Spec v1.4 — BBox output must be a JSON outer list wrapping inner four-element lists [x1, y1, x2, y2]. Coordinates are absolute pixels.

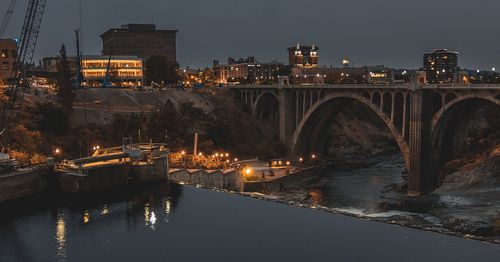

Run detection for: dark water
[[1, 183, 500, 262], [307, 153, 407, 213]]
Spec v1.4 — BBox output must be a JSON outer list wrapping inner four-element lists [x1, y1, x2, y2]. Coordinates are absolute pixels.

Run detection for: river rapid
[[264, 152, 500, 243]]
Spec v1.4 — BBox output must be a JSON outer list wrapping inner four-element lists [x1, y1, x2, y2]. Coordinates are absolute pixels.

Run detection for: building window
[[1, 49, 8, 58], [2, 61, 9, 70]]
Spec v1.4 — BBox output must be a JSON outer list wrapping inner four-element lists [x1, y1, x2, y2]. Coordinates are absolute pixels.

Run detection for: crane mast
[[0, 0, 47, 132], [0, 0, 18, 38]]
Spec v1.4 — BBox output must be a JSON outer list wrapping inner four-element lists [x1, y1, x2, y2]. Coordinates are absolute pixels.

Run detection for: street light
[[312, 154, 316, 159]]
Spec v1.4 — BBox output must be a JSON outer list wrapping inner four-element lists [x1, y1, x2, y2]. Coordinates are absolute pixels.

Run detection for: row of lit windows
[[83, 69, 143, 77]]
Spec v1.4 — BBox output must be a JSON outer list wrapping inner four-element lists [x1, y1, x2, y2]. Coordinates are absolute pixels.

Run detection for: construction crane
[[0, 0, 47, 133], [0, 0, 18, 38]]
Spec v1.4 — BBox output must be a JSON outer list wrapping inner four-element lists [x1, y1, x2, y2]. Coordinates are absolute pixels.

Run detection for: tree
[[35, 102, 70, 136], [56, 45, 75, 114], [146, 56, 181, 86]]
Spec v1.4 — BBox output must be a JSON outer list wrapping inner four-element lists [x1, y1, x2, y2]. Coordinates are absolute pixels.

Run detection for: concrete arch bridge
[[232, 84, 500, 195]]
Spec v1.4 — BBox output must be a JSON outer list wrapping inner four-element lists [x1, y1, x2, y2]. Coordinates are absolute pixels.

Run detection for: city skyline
[[1, 0, 499, 70]]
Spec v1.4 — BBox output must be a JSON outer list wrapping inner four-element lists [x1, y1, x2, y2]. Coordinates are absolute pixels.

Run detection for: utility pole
[[193, 132, 199, 156]]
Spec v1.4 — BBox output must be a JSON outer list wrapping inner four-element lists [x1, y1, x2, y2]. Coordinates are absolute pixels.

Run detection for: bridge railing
[[229, 84, 500, 90]]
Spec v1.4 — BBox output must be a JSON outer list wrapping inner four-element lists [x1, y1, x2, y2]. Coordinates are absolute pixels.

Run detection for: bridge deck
[[230, 84, 500, 90]]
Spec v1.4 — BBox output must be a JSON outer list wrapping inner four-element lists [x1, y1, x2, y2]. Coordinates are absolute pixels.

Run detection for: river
[[1, 182, 500, 261]]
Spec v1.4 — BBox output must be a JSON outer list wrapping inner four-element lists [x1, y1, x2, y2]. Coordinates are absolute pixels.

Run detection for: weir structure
[[232, 83, 500, 195]]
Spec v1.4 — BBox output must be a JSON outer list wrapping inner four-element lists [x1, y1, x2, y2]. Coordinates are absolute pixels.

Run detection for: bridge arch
[[252, 91, 280, 133], [291, 92, 410, 168], [431, 94, 500, 185], [252, 91, 279, 116]]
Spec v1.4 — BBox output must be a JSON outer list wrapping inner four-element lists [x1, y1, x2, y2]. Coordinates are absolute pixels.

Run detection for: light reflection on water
[[56, 215, 66, 260], [1, 179, 500, 261]]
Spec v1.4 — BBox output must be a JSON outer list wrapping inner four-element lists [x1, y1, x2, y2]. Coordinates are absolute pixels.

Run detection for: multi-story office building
[[101, 24, 177, 62], [213, 57, 284, 85], [42, 55, 144, 87], [81, 55, 144, 87], [0, 38, 17, 84], [423, 49, 458, 84], [287, 43, 319, 68]]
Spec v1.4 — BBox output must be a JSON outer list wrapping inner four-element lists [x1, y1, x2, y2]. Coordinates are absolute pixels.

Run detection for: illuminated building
[[0, 38, 17, 84], [423, 49, 458, 84], [101, 24, 177, 62], [212, 57, 284, 85], [287, 43, 319, 68], [81, 55, 144, 87], [295, 65, 394, 85]]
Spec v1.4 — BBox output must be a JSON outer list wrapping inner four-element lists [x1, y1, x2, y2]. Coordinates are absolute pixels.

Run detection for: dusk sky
[[1, 0, 499, 70]]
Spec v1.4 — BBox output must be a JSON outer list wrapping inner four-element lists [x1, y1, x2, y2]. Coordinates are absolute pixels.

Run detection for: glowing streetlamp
[[312, 154, 316, 159]]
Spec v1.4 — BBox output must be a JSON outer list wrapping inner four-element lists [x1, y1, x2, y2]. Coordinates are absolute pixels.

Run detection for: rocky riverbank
[[262, 147, 500, 241]]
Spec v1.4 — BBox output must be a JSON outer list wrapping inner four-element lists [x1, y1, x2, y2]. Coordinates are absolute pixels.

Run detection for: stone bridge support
[[408, 89, 433, 195]]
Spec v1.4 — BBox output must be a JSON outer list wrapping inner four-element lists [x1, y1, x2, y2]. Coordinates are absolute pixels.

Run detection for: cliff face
[[72, 89, 215, 126], [322, 100, 397, 161]]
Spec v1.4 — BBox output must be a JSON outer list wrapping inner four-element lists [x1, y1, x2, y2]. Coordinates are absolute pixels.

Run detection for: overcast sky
[[1, 0, 499, 69]]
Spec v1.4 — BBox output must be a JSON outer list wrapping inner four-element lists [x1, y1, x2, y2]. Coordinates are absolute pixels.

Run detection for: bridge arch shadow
[[431, 95, 500, 186], [253, 91, 280, 134], [291, 93, 410, 169]]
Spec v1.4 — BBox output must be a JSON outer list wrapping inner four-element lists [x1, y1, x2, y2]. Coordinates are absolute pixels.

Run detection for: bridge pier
[[279, 89, 294, 145], [407, 89, 434, 195]]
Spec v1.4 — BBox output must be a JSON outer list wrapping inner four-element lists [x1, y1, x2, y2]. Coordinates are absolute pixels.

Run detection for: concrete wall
[[131, 157, 169, 182], [60, 163, 129, 192], [0, 171, 47, 202], [169, 168, 242, 191], [243, 167, 320, 193]]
